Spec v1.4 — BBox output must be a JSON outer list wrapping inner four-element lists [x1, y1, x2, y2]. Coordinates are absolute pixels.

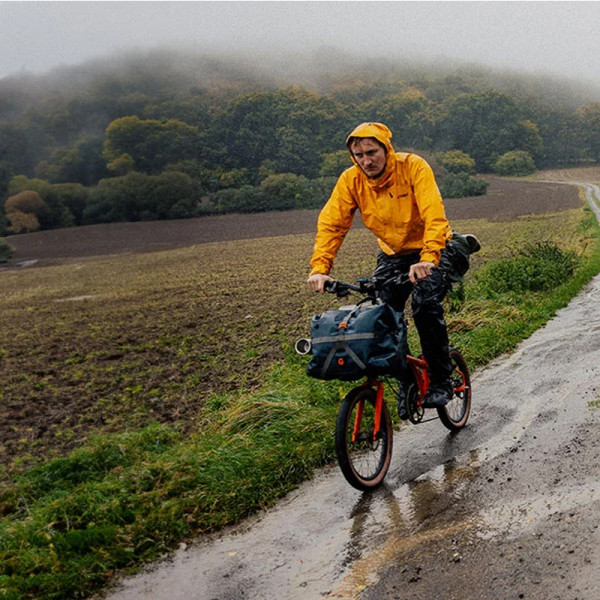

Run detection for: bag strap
[[338, 300, 378, 329], [320, 339, 368, 378]]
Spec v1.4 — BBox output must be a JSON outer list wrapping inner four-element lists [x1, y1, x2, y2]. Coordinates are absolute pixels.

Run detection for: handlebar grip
[[323, 280, 335, 292]]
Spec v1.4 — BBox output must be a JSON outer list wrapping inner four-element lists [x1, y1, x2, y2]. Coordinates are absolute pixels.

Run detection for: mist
[[2, 1, 600, 89]]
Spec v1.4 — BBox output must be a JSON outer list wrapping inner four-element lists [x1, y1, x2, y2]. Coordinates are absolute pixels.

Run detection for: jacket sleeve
[[410, 156, 450, 265], [309, 174, 358, 276]]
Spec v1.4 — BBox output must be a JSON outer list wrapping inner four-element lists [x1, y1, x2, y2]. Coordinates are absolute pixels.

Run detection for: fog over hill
[[2, 46, 599, 115], [2, 1, 600, 92]]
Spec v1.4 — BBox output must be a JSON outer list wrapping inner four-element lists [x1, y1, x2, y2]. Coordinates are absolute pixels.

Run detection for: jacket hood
[[346, 122, 397, 188], [346, 122, 395, 154]]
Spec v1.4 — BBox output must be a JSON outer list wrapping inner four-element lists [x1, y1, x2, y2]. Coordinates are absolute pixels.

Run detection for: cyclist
[[307, 122, 479, 413]]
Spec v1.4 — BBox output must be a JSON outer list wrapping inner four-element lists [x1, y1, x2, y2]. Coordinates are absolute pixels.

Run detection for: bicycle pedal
[[397, 402, 410, 421]]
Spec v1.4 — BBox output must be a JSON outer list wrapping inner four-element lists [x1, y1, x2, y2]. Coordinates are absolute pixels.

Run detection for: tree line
[[1, 50, 600, 236]]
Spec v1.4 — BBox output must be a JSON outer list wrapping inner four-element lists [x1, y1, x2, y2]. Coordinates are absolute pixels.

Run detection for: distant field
[[4, 177, 581, 267], [536, 166, 600, 183]]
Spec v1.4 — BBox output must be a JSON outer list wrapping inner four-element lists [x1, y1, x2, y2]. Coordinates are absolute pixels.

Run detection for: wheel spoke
[[437, 349, 471, 430]]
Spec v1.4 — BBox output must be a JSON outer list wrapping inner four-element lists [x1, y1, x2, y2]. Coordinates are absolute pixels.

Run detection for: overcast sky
[[2, 1, 600, 86]]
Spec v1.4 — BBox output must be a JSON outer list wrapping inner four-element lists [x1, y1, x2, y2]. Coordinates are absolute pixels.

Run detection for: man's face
[[349, 138, 387, 178]]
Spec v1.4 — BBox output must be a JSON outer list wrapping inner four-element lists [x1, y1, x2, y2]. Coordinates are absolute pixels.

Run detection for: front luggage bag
[[306, 302, 407, 381]]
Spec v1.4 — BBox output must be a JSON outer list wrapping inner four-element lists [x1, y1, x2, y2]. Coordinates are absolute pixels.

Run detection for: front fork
[[352, 379, 385, 443]]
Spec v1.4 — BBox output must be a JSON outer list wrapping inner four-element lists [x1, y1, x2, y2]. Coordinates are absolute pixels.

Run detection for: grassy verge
[[1, 204, 600, 599]]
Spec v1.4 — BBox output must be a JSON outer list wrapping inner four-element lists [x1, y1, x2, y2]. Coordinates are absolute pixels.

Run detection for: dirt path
[[97, 181, 600, 599]]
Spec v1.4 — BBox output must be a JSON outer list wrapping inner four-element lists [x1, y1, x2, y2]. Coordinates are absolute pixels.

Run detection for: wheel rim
[[445, 356, 470, 424], [446, 381, 468, 422]]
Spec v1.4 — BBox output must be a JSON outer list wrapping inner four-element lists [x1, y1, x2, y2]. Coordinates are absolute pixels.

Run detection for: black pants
[[373, 233, 471, 385]]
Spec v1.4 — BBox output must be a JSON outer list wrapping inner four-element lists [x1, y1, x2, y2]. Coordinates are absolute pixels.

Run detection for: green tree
[[535, 108, 586, 168], [493, 150, 536, 176], [308, 176, 338, 208], [274, 87, 346, 155], [47, 183, 90, 225], [103, 116, 204, 174], [142, 171, 199, 220], [0, 123, 34, 176], [218, 168, 251, 189], [440, 90, 543, 171], [0, 160, 13, 201], [210, 173, 315, 214], [211, 186, 265, 214], [214, 92, 279, 171], [319, 150, 353, 177], [84, 171, 200, 223], [273, 126, 319, 178], [259, 173, 312, 210], [165, 160, 219, 192], [35, 136, 108, 186], [7, 176, 88, 228], [359, 88, 436, 149], [107, 153, 135, 176], [438, 172, 489, 198], [0, 237, 13, 262], [437, 150, 476, 174], [576, 103, 600, 162]]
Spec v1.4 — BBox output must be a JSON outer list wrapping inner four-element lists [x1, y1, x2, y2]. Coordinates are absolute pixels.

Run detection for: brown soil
[[4, 177, 581, 268]]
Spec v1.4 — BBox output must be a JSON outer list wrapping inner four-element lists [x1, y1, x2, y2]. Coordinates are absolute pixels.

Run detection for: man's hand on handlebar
[[409, 261, 435, 285], [307, 273, 334, 293]]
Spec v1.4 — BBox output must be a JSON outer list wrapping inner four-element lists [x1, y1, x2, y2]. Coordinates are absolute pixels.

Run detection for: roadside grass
[[1, 202, 599, 599]]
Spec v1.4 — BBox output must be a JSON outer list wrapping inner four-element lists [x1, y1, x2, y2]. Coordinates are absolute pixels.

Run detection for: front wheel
[[437, 348, 471, 431], [335, 386, 393, 490]]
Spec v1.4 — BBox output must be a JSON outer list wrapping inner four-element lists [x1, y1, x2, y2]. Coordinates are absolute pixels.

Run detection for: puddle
[[330, 452, 481, 598]]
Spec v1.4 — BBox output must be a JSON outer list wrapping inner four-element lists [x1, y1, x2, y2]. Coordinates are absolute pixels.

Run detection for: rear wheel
[[437, 348, 471, 430], [335, 386, 393, 490]]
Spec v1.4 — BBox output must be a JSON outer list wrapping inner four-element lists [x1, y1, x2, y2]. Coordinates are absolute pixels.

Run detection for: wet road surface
[[99, 271, 600, 600], [99, 184, 600, 600]]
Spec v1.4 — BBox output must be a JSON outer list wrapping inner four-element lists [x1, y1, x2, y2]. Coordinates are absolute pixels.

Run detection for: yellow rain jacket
[[309, 122, 452, 276]]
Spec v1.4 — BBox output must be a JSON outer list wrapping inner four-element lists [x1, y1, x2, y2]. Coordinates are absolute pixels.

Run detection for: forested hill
[[1, 48, 600, 236]]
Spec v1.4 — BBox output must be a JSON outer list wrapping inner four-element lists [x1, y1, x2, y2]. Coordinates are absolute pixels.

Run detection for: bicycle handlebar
[[323, 279, 366, 296], [323, 272, 412, 299]]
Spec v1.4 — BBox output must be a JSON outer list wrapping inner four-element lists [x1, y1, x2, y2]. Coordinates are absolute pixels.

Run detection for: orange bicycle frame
[[407, 353, 466, 397], [350, 351, 465, 442], [406, 354, 430, 400]]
